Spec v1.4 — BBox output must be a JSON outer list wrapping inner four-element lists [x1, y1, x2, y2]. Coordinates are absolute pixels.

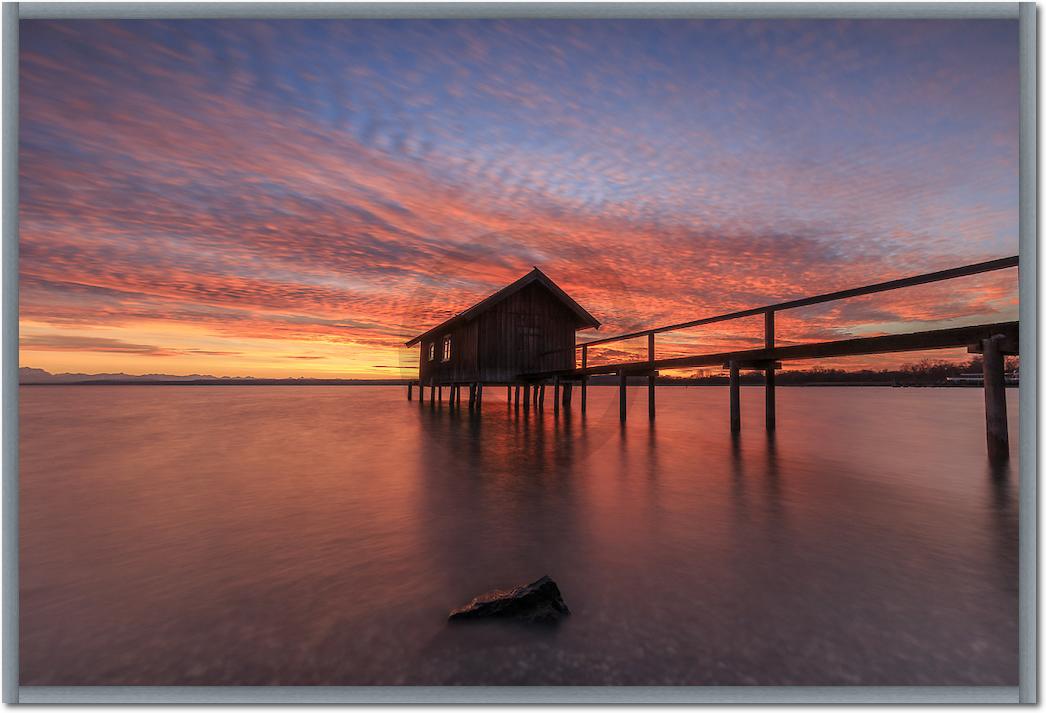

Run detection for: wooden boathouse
[[406, 256, 1019, 461], [405, 268, 599, 407]]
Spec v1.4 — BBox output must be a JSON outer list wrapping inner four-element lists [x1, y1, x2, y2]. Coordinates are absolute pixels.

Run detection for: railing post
[[982, 335, 1009, 461], [764, 311, 776, 431], [648, 333, 656, 420], [581, 345, 588, 414], [729, 361, 741, 432]]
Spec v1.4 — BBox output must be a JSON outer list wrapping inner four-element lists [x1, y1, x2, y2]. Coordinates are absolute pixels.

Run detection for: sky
[[19, 19, 1019, 378]]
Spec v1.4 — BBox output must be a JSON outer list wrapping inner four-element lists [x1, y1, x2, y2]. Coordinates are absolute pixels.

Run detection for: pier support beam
[[981, 335, 1009, 461], [765, 367, 776, 431], [729, 361, 741, 432], [539, 384, 545, 409], [581, 345, 589, 414], [563, 383, 572, 408], [407, 382, 413, 401], [419, 380, 424, 404], [648, 334, 656, 420], [764, 311, 776, 431], [514, 384, 520, 408], [523, 382, 531, 409], [554, 377, 560, 415], [476, 383, 483, 408], [619, 371, 627, 421], [438, 385, 443, 402]]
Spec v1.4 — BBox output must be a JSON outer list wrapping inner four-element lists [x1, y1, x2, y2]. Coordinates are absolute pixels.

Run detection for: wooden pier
[[407, 256, 1019, 460]]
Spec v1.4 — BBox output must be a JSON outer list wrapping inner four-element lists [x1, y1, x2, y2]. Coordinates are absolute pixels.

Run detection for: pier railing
[[564, 255, 1018, 374]]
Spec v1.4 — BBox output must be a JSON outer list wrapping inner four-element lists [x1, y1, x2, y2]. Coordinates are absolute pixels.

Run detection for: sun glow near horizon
[[19, 19, 1019, 378]]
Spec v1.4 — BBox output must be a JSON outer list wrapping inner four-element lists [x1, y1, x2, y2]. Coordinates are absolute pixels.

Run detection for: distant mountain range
[[19, 367, 410, 386]]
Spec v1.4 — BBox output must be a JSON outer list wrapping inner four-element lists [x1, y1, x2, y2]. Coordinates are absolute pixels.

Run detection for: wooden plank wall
[[475, 282, 577, 382]]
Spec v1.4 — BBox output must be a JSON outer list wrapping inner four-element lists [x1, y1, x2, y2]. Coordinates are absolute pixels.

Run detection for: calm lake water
[[20, 385, 1018, 685]]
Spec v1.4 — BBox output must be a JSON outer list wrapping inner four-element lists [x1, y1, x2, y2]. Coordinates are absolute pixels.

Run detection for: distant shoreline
[[19, 380, 1015, 388]]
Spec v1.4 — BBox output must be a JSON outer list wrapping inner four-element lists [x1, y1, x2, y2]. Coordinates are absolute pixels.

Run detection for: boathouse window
[[442, 336, 452, 362], [428, 343, 435, 361]]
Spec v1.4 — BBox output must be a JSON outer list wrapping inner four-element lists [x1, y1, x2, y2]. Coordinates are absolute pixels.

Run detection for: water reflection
[[19, 385, 1018, 685]]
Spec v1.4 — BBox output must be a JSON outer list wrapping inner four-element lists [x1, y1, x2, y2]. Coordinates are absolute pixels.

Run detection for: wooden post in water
[[554, 377, 560, 415], [581, 345, 588, 414], [729, 361, 741, 432], [523, 382, 531, 409], [764, 311, 776, 431], [419, 380, 424, 404], [430, 379, 436, 407], [438, 385, 443, 402], [507, 385, 511, 402], [981, 334, 1009, 461], [514, 384, 520, 408], [539, 384, 545, 409], [648, 333, 656, 420], [407, 382, 413, 401], [476, 383, 483, 408], [563, 383, 572, 408], [619, 371, 627, 421]]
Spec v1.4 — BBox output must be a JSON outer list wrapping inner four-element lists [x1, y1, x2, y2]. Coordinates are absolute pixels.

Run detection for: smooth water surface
[[20, 385, 1018, 685]]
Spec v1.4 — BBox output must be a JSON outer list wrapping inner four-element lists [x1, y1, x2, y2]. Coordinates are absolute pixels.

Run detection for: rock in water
[[448, 576, 570, 623]]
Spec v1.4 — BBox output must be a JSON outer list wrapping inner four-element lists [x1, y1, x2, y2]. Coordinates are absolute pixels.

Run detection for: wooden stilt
[[648, 334, 656, 420], [765, 367, 776, 430], [581, 345, 588, 414], [554, 377, 560, 415], [539, 384, 545, 409], [419, 380, 425, 404], [514, 384, 520, 408], [982, 335, 1009, 461], [523, 382, 531, 409], [438, 385, 443, 402], [563, 383, 572, 407], [468, 383, 476, 409], [476, 383, 483, 407], [430, 379, 436, 407], [507, 385, 512, 402], [619, 371, 627, 421], [407, 382, 413, 401], [729, 361, 740, 432], [764, 311, 776, 431]]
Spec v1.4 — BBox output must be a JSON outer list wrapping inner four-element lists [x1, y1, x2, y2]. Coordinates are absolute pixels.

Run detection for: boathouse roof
[[405, 267, 600, 347]]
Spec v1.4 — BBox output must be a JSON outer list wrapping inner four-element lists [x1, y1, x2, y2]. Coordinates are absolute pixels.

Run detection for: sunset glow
[[20, 19, 1018, 378]]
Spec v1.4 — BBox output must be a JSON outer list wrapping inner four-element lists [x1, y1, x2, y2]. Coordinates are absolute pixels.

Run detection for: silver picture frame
[[2, 2, 1037, 703]]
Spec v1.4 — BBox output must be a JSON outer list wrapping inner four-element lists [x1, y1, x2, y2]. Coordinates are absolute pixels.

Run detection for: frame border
[[4, 2, 1036, 705]]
